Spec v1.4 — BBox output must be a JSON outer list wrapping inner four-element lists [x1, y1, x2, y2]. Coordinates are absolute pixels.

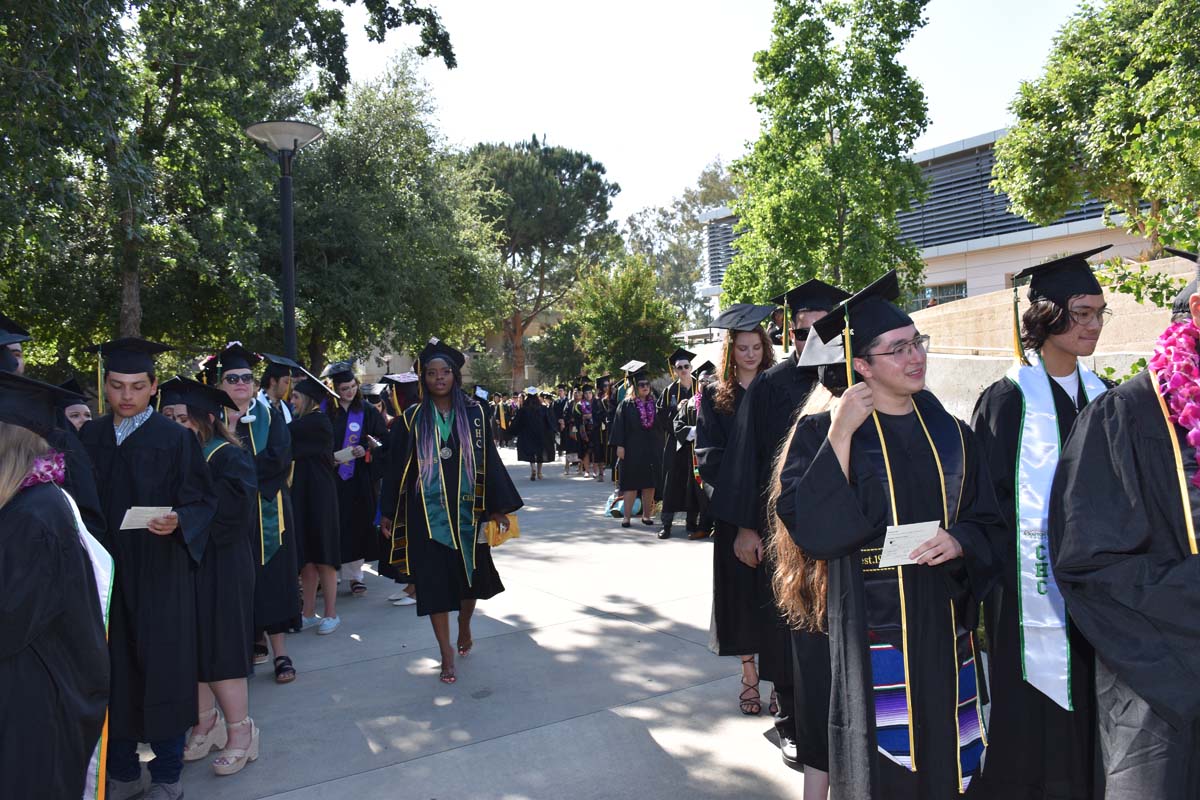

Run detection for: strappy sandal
[[184, 707, 227, 761], [768, 688, 779, 716], [739, 657, 761, 715], [350, 580, 368, 597], [252, 641, 269, 666], [212, 716, 259, 776], [273, 655, 296, 684], [440, 665, 457, 684]]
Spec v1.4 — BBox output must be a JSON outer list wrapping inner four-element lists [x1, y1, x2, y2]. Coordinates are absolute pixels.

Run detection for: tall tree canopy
[[724, 0, 930, 302], [991, 0, 1200, 252], [626, 158, 737, 327], [525, 318, 586, 386], [469, 136, 621, 387]]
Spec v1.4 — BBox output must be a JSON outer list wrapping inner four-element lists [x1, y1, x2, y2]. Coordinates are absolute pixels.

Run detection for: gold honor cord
[[96, 355, 104, 414], [1151, 369, 1200, 555]]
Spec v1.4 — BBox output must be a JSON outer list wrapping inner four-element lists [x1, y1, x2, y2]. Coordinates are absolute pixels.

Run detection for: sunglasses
[[223, 373, 255, 385], [675, 363, 692, 370], [636, 381, 651, 387]]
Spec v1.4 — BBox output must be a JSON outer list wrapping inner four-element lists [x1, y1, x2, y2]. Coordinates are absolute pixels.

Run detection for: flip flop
[[440, 666, 457, 684]]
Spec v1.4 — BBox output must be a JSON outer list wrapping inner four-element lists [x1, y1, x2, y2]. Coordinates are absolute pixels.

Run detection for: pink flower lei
[[20, 450, 66, 491], [1149, 319, 1200, 487]]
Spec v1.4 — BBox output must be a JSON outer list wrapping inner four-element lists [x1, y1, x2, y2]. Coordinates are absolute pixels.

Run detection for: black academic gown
[[0, 482, 109, 800], [330, 401, 388, 565], [1048, 370, 1200, 800], [610, 395, 665, 492], [658, 381, 694, 510], [379, 402, 523, 616], [235, 403, 299, 632], [590, 396, 612, 462], [775, 397, 1003, 799], [289, 410, 341, 568], [196, 441, 257, 682], [667, 393, 708, 526], [47, 422, 107, 541], [514, 402, 554, 464], [971, 376, 1101, 800], [80, 411, 216, 741]]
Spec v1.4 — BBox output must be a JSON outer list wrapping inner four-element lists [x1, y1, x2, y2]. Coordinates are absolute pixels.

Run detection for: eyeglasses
[[223, 373, 255, 385], [863, 334, 931, 360], [636, 381, 651, 387], [675, 363, 692, 370], [1068, 307, 1112, 327]]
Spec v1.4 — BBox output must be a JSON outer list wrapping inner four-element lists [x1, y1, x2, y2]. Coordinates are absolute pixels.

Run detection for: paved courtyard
[[179, 449, 805, 799]]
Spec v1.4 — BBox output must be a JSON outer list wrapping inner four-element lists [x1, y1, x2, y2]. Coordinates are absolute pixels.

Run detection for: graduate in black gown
[[322, 360, 388, 597], [79, 338, 217, 796], [211, 343, 300, 684], [774, 273, 1002, 799], [611, 365, 665, 528], [514, 389, 554, 479], [290, 374, 343, 630], [0, 372, 110, 800], [658, 347, 697, 539], [969, 248, 1113, 800], [671, 362, 713, 540], [59, 375, 95, 430], [710, 279, 848, 769], [170, 378, 261, 776], [379, 339, 523, 684], [697, 306, 780, 717], [1048, 252, 1200, 800], [590, 376, 614, 481]]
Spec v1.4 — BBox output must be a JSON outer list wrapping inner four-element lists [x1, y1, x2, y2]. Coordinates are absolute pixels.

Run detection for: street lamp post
[[244, 120, 324, 361]]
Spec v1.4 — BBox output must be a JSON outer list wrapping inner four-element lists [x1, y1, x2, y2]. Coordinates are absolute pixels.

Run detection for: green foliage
[[570, 255, 683, 379], [464, 348, 511, 393], [992, 0, 1200, 252], [1096, 257, 1186, 309], [526, 318, 586, 384], [626, 159, 737, 327], [726, 0, 930, 303]]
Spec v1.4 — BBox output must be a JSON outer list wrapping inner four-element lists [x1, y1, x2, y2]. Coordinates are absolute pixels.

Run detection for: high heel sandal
[[739, 657, 761, 716], [212, 716, 259, 776], [768, 688, 779, 716], [184, 707, 227, 761]]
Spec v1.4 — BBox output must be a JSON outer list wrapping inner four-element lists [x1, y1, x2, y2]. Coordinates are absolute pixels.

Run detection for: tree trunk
[[508, 309, 526, 391], [306, 329, 325, 374], [107, 135, 142, 338]]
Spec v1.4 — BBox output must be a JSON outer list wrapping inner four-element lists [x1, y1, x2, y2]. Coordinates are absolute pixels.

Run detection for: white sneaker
[[386, 591, 406, 601], [317, 616, 341, 635], [301, 615, 321, 631], [391, 595, 416, 606]]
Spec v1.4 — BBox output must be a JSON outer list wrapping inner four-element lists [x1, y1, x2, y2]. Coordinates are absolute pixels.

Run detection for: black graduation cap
[[668, 347, 696, 366], [0, 347, 17, 373], [215, 342, 262, 374], [58, 377, 89, 410], [158, 375, 187, 407], [0, 370, 83, 436], [630, 366, 651, 383], [293, 376, 336, 402], [556, 383, 569, 390], [87, 337, 173, 375], [172, 376, 239, 418], [595, 374, 612, 387], [416, 338, 466, 370], [813, 271, 914, 356], [361, 383, 386, 399], [382, 372, 420, 410], [694, 360, 717, 380], [1014, 245, 1109, 305], [261, 352, 304, 380], [709, 303, 777, 332], [770, 280, 851, 316], [1166, 248, 1200, 316], [0, 311, 31, 348], [320, 359, 356, 384]]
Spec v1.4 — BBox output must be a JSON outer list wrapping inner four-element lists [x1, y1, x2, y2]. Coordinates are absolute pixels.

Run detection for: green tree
[[463, 348, 510, 393], [284, 56, 503, 369], [525, 318, 586, 385], [469, 136, 621, 387], [626, 159, 737, 327], [991, 0, 1200, 252], [725, 0, 930, 302], [1, 0, 455, 371], [571, 255, 682, 379]]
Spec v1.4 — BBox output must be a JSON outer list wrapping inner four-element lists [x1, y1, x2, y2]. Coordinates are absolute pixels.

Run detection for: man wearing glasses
[[658, 348, 697, 539], [969, 247, 1114, 799]]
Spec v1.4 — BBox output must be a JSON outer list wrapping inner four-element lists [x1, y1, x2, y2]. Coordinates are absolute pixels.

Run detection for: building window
[[906, 281, 967, 312]]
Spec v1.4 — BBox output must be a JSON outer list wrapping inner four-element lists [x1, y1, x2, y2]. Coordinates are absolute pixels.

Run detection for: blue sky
[[340, 0, 1085, 221]]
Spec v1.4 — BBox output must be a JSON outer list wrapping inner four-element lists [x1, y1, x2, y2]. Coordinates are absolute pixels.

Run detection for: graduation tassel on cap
[[783, 312, 790, 355], [96, 353, 104, 414], [843, 319, 854, 388], [1012, 285, 1031, 367]]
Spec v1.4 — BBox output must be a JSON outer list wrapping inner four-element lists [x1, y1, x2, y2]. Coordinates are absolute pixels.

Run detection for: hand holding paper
[[878, 520, 940, 568], [120, 506, 174, 532]]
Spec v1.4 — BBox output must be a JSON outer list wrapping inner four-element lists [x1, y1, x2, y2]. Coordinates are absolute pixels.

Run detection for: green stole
[[242, 397, 285, 564]]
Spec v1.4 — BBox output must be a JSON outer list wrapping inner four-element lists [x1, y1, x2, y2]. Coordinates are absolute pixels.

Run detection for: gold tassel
[[843, 319, 854, 387], [1012, 286, 1030, 366], [96, 354, 104, 414]]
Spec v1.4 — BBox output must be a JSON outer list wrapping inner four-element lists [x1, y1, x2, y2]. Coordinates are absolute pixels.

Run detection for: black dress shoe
[[658, 526, 672, 540], [621, 521, 632, 528]]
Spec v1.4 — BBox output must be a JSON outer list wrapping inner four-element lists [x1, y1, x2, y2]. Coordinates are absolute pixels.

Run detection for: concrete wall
[[912, 254, 1194, 419]]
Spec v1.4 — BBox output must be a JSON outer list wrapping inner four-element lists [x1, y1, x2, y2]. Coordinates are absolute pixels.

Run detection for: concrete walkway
[[179, 449, 804, 799]]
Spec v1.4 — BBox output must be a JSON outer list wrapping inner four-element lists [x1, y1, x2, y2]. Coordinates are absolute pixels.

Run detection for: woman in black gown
[[696, 308, 776, 715], [379, 340, 523, 684], [290, 376, 343, 632], [610, 367, 664, 528], [513, 389, 554, 480], [172, 377, 261, 776]]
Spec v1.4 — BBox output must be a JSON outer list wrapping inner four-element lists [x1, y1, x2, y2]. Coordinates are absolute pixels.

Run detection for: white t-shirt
[[1050, 370, 1080, 405]]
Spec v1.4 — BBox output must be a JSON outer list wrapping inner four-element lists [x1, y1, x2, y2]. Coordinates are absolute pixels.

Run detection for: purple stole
[[338, 405, 365, 481]]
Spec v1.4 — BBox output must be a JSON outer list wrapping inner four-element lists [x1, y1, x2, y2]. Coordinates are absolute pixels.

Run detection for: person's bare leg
[[269, 632, 287, 659], [192, 683, 217, 739], [300, 563, 318, 617], [209, 678, 251, 766], [803, 768, 830, 799], [641, 489, 656, 520], [622, 490, 636, 523], [318, 565, 338, 618], [457, 599, 477, 655], [430, 611, 455, 681]]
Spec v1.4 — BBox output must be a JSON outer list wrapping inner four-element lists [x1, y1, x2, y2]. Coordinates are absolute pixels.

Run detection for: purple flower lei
[[1149, 319, 1200, 487], [635, 397, 656, 429], [20, 450, 66, 491]]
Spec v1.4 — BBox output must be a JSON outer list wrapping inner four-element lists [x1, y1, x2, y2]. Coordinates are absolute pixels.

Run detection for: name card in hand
[[878, 520, 941, 568], [120, 506, 174, 530]]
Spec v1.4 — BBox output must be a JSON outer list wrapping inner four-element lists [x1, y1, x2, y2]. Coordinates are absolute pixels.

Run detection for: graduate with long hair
[[379, 339, 523, 684]]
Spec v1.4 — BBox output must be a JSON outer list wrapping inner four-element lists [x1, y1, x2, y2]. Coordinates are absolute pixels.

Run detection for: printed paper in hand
[[333, 446, 357, 464], [878, 520, 941, 568], [120, 506, 174, 530]]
